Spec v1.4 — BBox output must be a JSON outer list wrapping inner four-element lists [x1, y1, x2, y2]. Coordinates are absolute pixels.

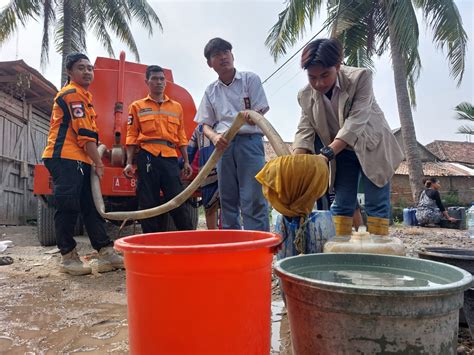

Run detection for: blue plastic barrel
[[403, 208, 412, 226], [409, 208, 418, 226]]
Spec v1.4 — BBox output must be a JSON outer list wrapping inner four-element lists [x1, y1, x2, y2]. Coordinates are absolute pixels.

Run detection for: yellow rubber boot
[[367, 216, 389, 236], [332, 215, 353, 236]]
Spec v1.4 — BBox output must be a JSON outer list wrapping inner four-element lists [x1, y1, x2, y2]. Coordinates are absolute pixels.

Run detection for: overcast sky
[[0, 0, 472, 144]]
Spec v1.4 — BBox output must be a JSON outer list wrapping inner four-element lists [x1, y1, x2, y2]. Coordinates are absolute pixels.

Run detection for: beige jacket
[[293, 66, 404, 188]]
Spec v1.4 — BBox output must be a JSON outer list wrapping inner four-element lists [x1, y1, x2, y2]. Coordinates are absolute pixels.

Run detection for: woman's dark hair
[[65, 52, 90, 70], [204, 38, 232, 60], [301, 38, 343, 70], [423, 177, 439, 188], [145, 65, 164, 80]]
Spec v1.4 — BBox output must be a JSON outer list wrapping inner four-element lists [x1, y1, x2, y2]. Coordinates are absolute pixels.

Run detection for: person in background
[[123, 65, 194, 233], [416, 177, 457, 226], [186, 124, 220, 229], [42, 52, 123, 276], [195, 37, 270, 231], [292, 38, 404, 237]]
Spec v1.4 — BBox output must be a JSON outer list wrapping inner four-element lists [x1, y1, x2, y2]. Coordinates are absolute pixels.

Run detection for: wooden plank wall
[[0, 90, 50, 224]]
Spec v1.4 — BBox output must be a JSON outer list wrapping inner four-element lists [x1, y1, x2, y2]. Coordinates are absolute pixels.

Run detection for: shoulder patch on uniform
[[59, 88, 77, 98], [139, 108, 152, 113], [127, 114, 133, 125], [70, 101, 85, 118]]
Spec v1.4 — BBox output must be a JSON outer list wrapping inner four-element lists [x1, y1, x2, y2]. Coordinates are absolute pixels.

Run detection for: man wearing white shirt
[[195, 38, 269, 231]]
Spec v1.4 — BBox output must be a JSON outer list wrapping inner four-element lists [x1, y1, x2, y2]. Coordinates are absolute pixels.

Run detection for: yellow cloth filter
[[255, 154, 329, 217]]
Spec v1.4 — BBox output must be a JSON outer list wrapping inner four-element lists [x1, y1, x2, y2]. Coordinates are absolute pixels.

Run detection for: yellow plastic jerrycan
[[323, 226, 406, 256]]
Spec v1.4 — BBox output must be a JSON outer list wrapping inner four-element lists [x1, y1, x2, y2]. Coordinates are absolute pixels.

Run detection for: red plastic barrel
[[115, 230, 281, 354]]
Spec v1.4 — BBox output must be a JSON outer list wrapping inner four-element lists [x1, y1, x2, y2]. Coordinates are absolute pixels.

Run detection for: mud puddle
[[0, 272, 128, 353]]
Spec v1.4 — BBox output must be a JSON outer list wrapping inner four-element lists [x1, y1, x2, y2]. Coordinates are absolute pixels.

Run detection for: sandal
[[0, 256, 13, 265]]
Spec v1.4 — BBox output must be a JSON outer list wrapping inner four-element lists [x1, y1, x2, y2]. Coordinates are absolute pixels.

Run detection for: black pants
[[44, 158, 112, 255], [136, 150, 193, 233]]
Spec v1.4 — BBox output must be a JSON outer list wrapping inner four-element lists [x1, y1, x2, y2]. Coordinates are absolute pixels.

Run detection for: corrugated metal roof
[[0, 60, 57, 114]]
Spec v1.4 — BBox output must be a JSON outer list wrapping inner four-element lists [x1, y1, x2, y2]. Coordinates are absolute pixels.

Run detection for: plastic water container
[[115, 230, 281, 354], [274, 211, 335, 259], [447, 206, 467, 230], [324, 226, 406, 256], [403, 208, 418, 226], [468, 203, 474, 238], [403, 208, 412, 226]]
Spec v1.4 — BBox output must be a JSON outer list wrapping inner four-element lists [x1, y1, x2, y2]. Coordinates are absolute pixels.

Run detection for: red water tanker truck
[[33, 53, 199, 246]]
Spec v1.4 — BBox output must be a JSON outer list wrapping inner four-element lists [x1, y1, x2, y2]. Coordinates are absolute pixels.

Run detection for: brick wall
[[391, 175, 473, 207]]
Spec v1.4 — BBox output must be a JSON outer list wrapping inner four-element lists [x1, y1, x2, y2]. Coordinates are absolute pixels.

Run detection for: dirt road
[[0, 224, 472, 354]]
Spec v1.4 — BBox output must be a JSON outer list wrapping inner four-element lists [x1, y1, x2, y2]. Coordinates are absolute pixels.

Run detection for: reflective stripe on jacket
[[126, 94, 188, 157], [42, 82, 99, 163]]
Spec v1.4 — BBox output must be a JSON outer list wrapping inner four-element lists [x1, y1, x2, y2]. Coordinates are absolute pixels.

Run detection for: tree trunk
[[60, 0, 73, 87], [388, 26, 424, 203]]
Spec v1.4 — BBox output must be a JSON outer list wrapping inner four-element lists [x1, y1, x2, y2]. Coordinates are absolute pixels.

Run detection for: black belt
[[142, 139, 176, 148]]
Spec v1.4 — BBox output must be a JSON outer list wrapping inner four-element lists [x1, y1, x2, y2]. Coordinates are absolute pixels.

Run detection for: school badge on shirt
[[244, 97, 251, 110], [70, 102, 85, 118]]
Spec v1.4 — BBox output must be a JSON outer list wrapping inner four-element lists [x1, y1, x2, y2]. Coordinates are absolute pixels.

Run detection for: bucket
[[275, 253, 472, 354], [115, 230, 281, 355], [418, 247, 474, 336]]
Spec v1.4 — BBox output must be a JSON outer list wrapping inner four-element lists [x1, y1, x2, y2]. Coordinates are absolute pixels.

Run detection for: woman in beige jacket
[[293, 38, 404, 236]]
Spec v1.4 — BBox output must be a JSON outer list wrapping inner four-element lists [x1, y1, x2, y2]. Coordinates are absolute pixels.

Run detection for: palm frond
[[265, 0, 324, 61], [86, 2, 115, 57], [384, 0, 421, 107], [413, 0, 467, 86], [456, 126, 474, 135], [454, 102, 474, 122], [0, 0, 41, 43], [98, 0, 140, 61], [126, 0, 162, 34], [327, 0, 377, 70]]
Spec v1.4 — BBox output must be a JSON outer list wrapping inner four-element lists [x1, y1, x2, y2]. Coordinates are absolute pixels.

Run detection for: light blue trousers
[[217, 134, 269, 231]]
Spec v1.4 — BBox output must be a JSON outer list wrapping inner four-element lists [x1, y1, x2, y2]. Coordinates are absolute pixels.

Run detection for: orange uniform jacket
[[42, 82, 99, 164], [126, 95, 188, 157]]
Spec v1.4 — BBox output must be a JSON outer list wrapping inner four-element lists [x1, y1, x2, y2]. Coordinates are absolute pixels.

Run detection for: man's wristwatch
[[320, 146, 335, 161]]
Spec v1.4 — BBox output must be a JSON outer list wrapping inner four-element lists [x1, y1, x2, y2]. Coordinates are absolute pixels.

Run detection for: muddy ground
[[0, 222, 472, 354]]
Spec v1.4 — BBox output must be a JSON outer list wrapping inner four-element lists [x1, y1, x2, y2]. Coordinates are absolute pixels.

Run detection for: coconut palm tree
[[0, 0, 162, 84], [455, 102, 474, 135], [266, 0, 467, 203]]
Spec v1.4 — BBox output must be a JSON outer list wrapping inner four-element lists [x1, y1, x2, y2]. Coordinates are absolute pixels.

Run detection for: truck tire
[[165, 199, 199, 231], [37, 198, 83, 245], [37, 198, 56, 246], [73, 216, 84, 236]]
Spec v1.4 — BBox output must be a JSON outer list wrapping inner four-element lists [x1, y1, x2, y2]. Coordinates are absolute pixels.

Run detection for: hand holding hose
[[123, 163, 135, 179]]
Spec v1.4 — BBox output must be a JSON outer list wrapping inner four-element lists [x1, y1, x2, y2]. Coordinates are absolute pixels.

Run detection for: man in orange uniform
[[124, 65, 194, 233], [42, 53, 123, 276]]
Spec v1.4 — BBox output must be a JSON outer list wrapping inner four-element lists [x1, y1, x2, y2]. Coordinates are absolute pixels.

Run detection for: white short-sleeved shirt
[[194, 70, 269, 135]]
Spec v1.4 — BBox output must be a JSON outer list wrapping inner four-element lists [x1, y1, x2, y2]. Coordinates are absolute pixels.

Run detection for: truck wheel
[[74, 216, 84, 236], [37, 198, 83, 244], [165, 199, 199, 231], [37, 198, 56, 246]]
